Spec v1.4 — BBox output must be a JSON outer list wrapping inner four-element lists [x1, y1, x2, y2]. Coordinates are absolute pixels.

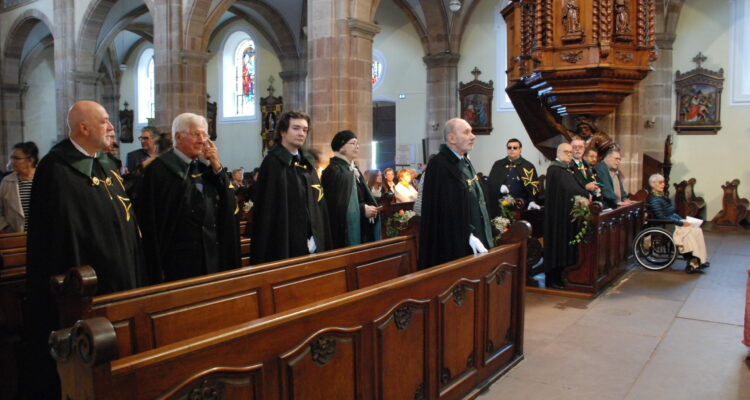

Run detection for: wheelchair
[[632, 217, 701, 272]]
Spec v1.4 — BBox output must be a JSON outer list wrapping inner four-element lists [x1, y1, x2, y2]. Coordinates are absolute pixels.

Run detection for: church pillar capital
[[179, 50, 211, 64], [347, 18, 381, 40], [423, 52, 461, 69]]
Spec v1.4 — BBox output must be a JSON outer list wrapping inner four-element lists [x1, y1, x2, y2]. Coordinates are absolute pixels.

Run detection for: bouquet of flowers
[[491, 216, 512, 244], [386, 209, 416, 238], [498, 195, 516, 221], [569, 195, 592, 245]]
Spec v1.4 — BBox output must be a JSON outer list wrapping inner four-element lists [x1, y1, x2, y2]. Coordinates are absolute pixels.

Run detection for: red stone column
[[307, 9, 380, 166], [279, 68, 307, 112], [423, 53, 460, 157]]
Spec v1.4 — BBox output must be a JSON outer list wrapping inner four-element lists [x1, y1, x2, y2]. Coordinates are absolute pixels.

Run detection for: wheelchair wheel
[[633, 227, 677, 271]]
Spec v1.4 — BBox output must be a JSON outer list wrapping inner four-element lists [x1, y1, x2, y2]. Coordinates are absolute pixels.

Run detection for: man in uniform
[[419, 118, 493, 269], [542, 142, 591, 289], [570, 137, 601, 200], [25, 100, 145, 397], [321, 130, 381, 249], [137, 113, 240, 283], [487, 138, 541, 218], [251, 111, 331, 264]]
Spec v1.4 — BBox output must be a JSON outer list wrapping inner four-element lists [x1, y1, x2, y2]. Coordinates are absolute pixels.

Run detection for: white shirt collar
[[173, 147, 209, 166], [447, 146, 464, 160], [70, 137, 96, 157]]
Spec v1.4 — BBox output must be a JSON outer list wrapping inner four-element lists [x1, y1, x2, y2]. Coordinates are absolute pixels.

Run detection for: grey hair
[[171, 113, 208, 141], [648, 173, 665, 186], [443, 118, 464, 141]]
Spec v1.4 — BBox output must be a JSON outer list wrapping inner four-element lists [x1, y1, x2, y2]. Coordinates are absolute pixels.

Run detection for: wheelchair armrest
[[647, 218, 678, 225]]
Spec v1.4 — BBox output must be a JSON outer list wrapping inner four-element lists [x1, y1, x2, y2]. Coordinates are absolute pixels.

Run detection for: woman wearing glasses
[[0, 141, 39, 232]]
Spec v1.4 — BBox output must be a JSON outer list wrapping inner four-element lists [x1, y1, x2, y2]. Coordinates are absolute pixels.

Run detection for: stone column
[[54, 0, 77, 139], [73, 71, 101, 101], [307, 10, 379, 165], [0, 83, 26, 164], [423, 53, 460, 157], [279, 68, 307, 112], [151, 0, 210, 133]]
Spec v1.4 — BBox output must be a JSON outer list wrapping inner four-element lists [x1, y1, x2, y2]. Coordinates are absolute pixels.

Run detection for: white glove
[[500, 185, 510, 194], [527, 201, 541, 210], [307, 236, 317, 253], [469, 234, 488, 254]]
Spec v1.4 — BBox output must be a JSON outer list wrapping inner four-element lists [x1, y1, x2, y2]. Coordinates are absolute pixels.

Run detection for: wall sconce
[[449, 0, 462, 13]]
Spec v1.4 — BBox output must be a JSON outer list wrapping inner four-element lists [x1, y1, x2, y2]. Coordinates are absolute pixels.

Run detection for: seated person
[[394, 169, 418, 203], [647, 173, 709, 273], [594, 147, 635, 209]]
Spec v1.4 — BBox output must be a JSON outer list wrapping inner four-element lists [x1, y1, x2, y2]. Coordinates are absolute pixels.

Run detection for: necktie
[[190, 160, 204, 193]]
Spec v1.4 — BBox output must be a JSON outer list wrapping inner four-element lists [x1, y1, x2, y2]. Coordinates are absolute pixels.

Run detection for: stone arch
[[76, 0, 155, 72], [184, 0, 217, 51], [92, 4, 152, 70], [1, 8, 55, 165]]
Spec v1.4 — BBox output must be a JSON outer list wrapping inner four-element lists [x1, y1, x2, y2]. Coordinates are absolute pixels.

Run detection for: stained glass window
[[222, 31, 257, 119], [137, 47, 155, 124], [372, 49, 385, 89]]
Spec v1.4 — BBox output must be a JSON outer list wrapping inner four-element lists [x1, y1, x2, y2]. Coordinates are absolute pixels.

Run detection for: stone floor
[[483, 231, 750, 400]]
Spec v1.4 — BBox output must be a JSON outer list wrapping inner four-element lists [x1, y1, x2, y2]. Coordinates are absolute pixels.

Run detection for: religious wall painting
[[674, 52, 723, 135], [459, 67, 494, 135], [260, 76, 283, 155], [119, 102, 134, 143]]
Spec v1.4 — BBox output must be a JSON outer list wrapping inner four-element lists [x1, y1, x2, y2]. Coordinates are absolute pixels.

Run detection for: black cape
[[136, 149, 241, 283], [542, 161, 591, 276], [487, 156, 540, 218], [321, 156, 381, 249], [251, 145, 332, 264], [419, 145, 493, 269], [25, 139, 145, 397]]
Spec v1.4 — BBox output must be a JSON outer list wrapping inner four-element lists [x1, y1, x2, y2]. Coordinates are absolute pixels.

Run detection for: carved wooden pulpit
[[502, 0, 656, 159]]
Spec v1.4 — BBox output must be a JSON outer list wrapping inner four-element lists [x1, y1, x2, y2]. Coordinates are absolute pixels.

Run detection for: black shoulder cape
[[487, 156, 540, 218]]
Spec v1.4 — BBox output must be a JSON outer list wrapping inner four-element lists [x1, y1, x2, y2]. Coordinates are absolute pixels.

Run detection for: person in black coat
[[25, 101, 146, 398], [137, 113, 240, 283], [487, 138, 541, 218], [321, 130, 381, 249], [251, 111, 332, 264], [125, 126, 158, 173], [419, 118, 493, 269], [542, 142, 592, 289]]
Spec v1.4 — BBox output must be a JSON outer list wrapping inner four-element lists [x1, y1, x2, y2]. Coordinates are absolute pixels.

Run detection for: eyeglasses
[[346, 140, 360, 147], [138, 136, 151, 141], [182, 131, 209, 140], [507, 146, 519, 150]]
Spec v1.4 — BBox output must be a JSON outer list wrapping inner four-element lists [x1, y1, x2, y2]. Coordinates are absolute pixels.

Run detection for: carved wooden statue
[[674, 178, 705, 218], [711, 179, 749, 231]]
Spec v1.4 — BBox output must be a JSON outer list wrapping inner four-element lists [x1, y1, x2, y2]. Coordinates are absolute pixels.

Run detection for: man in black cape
[[487, 138, 541, 218], [419, 118, 494, 269], [251, 111, 331, 264], [137, 113, 240, 283], [25, 101, 146, 398], [543, 142, 591, 289], [570, 137, 601, 200], [321, 130, 381, 249]]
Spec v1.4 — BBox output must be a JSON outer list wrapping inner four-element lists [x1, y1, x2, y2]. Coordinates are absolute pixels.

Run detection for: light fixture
[[449, 0, 462, 12]]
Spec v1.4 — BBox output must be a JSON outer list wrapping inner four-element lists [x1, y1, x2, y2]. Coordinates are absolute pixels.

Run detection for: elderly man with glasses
[[487, 138, 541, 219], [136, 112, 240, 284]]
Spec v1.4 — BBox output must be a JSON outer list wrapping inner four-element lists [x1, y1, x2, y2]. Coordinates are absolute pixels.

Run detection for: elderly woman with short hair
[[647, 173, 709, 273], [0, 141, 39, 233]]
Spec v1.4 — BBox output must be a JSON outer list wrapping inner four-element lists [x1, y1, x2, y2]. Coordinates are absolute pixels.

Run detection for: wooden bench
[[711, 179, 749, 232], [674, 178, 705, 218], [50, 223, 530, 400], [51, 235, 417, 357], [0, 232, 27, 399]]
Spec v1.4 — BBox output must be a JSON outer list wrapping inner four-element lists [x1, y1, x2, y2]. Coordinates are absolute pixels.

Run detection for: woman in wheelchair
[[647, 173, 709, 273]]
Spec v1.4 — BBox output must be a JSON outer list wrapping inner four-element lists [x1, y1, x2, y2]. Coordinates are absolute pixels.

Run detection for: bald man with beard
[[24, 101, 145, 398]]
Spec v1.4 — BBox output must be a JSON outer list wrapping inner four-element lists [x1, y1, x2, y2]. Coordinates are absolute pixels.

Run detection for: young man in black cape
[[251, 111, 331, 264], [136, 112, 240, 283], [25, 101, 146, 398], [542, 142, 592, 289], [487, 138, 542, 218], [419, 118, 494, 269], [321, 130, 381, 249]]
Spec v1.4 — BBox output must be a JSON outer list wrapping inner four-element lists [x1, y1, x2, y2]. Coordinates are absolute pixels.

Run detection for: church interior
[[1, 0, 749, 398]]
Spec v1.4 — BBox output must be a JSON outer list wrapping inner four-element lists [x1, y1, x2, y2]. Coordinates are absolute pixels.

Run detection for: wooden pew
[[560, 201, 645, 297], [51, 236, 417, 357], [0, 232, 27, 399], [674, 178, 705, 218], [50, 222, 530, 400], [711, 179, 749, 232]]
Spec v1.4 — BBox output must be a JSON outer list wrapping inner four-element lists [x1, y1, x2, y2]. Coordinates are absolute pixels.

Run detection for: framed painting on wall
[[459, 67, 494, 135], [674, 52, 723, 135]]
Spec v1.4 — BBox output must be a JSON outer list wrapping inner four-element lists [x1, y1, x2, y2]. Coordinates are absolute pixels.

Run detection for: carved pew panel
[[51, 223, 530, 400], [711, 179, 749, 231], [55, 236, 417, 357], [674, 178, 706, 218]]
